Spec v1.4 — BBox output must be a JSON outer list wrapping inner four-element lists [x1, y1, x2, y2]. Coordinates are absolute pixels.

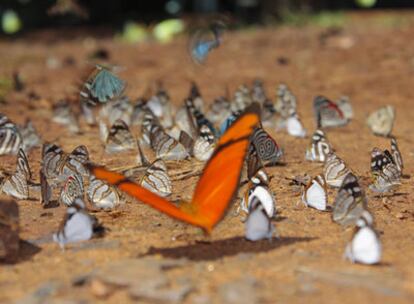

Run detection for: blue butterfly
[[189, 22, 223, 64]]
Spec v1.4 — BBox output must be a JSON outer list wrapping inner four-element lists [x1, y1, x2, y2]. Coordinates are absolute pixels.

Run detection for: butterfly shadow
[[0, 239, 41, 265], [144, 236, 316, 261]]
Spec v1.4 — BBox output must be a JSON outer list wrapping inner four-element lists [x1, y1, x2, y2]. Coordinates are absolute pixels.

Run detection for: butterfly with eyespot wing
[[250, 127, 283, 166], [88, 103, 261, 233]]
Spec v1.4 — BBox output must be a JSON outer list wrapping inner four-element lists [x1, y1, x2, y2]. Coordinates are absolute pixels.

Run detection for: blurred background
[[1, 0, 413, 35]]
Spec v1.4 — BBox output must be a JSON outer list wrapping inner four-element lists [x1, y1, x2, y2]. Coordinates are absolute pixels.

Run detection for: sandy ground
[[1, 11, 414, 304]]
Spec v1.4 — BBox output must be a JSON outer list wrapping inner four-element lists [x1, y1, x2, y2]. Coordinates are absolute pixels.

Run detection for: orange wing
[[88, 103, 260, 233]]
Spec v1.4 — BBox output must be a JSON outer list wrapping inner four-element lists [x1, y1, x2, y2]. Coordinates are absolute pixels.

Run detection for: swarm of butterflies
[[0, 63, 402, 265]]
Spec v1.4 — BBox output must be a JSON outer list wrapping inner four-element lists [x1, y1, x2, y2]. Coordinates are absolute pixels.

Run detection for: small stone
[[0, 198, 19, 262], [395, 212, 406, 220], [90, 279, 111, 298]]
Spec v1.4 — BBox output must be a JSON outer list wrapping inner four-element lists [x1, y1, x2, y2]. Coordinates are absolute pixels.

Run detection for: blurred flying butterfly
[[305, 129, 332, 162], [189, 21, 224, 64], [87, 175, 120, 210], [369, 147, 400, 193], [0, 114, 22, 155], [88, 103, 261, 233], [332, 173, 367, 226], [324, 152, 351, 188], [250, 127, 283, 165], [314, 96, 348, 128], [80, 65, 125, 105], [345, 210, 381, 265], [53, 198, 104, 249], [301, 175, 328, 211], [366, 105, 395, 137], [140, 159, 172, 197]]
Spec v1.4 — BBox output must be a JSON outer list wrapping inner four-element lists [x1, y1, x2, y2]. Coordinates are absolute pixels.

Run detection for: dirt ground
[[1, 10, 414, 304]]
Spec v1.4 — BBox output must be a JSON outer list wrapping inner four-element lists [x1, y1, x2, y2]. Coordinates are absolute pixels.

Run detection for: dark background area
[[1, 0, 414, 31]]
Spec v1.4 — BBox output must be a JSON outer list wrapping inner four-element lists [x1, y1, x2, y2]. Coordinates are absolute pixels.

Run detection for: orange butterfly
[[87, 103, 261, 233]]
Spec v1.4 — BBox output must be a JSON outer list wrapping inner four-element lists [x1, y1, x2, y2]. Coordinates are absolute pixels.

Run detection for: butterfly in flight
[[189, 21, 225, 64], [88, 103, 261, 233]]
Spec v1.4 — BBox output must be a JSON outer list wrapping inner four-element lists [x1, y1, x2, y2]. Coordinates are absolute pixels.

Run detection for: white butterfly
[[240, 169, 275, 218], [345, 210, 381, 265], [286, 113, 306, 138], [53, 198, 99, 249], [301, 175, 328, 211], [366, 105, 395, 137], [245, 196, 274, 241]]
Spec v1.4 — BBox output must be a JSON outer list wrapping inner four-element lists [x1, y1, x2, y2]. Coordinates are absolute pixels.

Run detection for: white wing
[[347, 227, 381, 265], [245, 204, 274, 241], [304, 180, 327, 211], [62, 212, 94, 244], [248, 186, 275, 218]]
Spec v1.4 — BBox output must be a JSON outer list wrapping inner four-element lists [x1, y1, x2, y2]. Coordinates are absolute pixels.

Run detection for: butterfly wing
[[89, 103, 260, 233]]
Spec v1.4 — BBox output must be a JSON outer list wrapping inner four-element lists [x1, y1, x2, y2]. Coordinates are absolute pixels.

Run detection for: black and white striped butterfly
[[0, 114, 22, 155], [332, 173, 367, 226], [59, 174, 84, 206], [366, 105, 395, 137], [1, 149, 33, 200], [53, 197, 104, 249], [142, 111, 188, 161], [240, 169, 275, 219], [185, 97, 216, 137], [101, 119, 136, 153], [42, 143, 89, 185], [314, 96, 348, 128], [245, 195, 275, 241], [369, 147, 400, 193], [193, 125, 217, 161], [87, 175, 120, 209], [80, 65, 125, 106], [324, 152, 351, 188], [345, 210, 381, 265], [250, 127, 283, 165], [390, 136, 403, 175], [305, 129, 333, 162], [140, 159, 172, 197], [301, 175, 328, 211]]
